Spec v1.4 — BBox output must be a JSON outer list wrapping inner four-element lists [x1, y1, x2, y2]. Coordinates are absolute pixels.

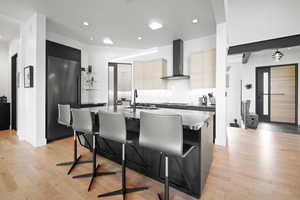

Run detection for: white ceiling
[[0, 0, 217, 48], [228, 0, 300, 46], [0, 14, 19, 43]]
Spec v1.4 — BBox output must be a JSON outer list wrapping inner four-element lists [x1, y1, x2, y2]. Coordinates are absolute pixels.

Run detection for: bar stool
[[139, 111, 195, 200], [97, 111, 148, 199], [56, 104, 92, 175], [71, 109, 115, 192]]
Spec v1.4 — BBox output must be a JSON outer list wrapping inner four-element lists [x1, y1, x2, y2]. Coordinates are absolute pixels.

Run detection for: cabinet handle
[[206, 121, 209, 127]]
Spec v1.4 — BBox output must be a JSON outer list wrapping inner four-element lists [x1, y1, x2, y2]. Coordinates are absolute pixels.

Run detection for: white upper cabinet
[[190, 48, 216, 89], [133, 59, 167, 90]]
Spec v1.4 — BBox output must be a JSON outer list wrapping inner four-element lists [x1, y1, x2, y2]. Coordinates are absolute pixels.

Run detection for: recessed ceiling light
[[192, 18, 199, 24], [138, 36, 142, 40], [83, 22, 89, 26], [90, 37, 94, 41], [149, 22, 163, 30], [103, 37, 114, 45]]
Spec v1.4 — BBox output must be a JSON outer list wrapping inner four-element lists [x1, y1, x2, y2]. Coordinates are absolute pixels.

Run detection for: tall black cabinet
[[0, 103, 10, 130], [46, 41, 81, 142]]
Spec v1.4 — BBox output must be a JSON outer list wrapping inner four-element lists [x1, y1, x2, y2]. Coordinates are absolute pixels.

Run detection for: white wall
[[118, 35, 217, 104], [215, 23, 227, 146], [228, 0, 300, 46], [226, 57, 242, 125], [0, 42, 10, 101], [85, 45, 140, 103], [227, 47, 300, 125], [18, 13, 46, 147]]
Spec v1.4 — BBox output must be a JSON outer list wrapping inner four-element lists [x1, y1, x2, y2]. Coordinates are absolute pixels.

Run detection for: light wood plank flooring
[[0, 127, 300, 200]]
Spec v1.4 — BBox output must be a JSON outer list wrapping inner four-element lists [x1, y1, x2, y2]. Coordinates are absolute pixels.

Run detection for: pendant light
[[272, 49, 284, 61]]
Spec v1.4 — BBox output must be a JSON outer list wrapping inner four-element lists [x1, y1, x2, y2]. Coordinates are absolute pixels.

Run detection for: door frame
[[11, 54, 18, 130], [255, 67, 270, 122], [107, 62, 132, 110], [255, 63, 298, 125]]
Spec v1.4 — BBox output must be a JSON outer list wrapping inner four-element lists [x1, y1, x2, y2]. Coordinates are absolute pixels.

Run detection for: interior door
[[11, 54, 17, 130], [108, 63, 132, 110], [270, 65, 296, 123], [108, 64, 117, 108]]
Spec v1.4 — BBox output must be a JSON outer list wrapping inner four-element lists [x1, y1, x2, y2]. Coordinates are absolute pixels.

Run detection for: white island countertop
[[75, 105, 214, 131]]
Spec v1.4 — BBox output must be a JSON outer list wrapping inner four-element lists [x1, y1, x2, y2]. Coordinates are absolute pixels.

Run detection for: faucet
[[133, 89, 138, 113]]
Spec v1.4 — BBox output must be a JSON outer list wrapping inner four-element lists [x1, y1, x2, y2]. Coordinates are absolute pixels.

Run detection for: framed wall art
[[24, 65, 34, 88]]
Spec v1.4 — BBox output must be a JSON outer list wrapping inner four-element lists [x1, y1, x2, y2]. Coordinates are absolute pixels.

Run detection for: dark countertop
[[72, 103, 107, 108], [136, 102, 216, 112]]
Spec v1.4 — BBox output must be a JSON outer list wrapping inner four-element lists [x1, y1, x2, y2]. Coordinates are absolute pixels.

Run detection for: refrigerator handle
[[77, 76, 81, 105]]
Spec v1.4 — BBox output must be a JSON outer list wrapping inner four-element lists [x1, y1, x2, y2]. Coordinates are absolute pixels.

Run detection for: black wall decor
[[0, 103, 10, 130], [245, 84, 252, 89], [24, 65, 33, 88]]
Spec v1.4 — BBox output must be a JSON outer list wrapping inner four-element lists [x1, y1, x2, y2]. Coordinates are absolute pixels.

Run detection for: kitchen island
[[78, 106, 214, 198]]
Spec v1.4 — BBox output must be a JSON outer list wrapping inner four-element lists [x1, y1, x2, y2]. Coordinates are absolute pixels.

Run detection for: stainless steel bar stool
[[97, 111, 148, 199], [139, 111, 195, 200], [56, 104, 92, 175], [71, 109, 115, 192]]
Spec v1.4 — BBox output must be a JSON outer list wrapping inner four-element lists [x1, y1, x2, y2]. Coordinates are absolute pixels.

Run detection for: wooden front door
[[270, 65, 297, 123]]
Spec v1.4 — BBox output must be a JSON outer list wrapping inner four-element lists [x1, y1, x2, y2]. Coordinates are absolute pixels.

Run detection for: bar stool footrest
[[97, 187, 148, 198]]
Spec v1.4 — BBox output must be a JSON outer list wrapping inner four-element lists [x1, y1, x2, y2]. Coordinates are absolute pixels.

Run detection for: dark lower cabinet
[[0, 103, 10, 130]]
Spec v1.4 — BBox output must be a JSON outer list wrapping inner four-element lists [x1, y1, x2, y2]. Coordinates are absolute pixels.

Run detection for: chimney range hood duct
[[161, 39, 190, 80]]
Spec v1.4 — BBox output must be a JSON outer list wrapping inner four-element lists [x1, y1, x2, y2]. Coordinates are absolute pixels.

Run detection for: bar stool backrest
[[99, 111, 127, 144], [58, 104, 71, 126], [139, 111, 183, 157], [71, 109, 93, 134]]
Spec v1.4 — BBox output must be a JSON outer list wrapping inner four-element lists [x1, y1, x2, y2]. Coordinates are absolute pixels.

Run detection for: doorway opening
[[108, 62, 133, 110], [256, 64, 298, 125], [11, 54, 17, 130]]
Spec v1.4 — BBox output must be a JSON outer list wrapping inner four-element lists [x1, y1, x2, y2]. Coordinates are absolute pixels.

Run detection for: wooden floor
[[0, 127, 300, 200]]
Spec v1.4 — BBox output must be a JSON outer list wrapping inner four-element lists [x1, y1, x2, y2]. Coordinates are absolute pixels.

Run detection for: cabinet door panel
[[190, 49, 216, 89], [133, 61, 144, 90], [133, 59, 167, 90]]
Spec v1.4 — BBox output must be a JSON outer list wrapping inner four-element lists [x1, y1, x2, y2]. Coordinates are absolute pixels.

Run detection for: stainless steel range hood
[[161, 39, 190, 80]]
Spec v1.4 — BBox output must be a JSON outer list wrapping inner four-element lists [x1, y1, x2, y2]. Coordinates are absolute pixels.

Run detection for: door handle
[[270, 93, 285, 96], [261, 93, 285, 96]]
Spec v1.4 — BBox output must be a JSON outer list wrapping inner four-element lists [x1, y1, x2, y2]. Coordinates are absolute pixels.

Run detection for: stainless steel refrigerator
[[46, 41, 81, 142]]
